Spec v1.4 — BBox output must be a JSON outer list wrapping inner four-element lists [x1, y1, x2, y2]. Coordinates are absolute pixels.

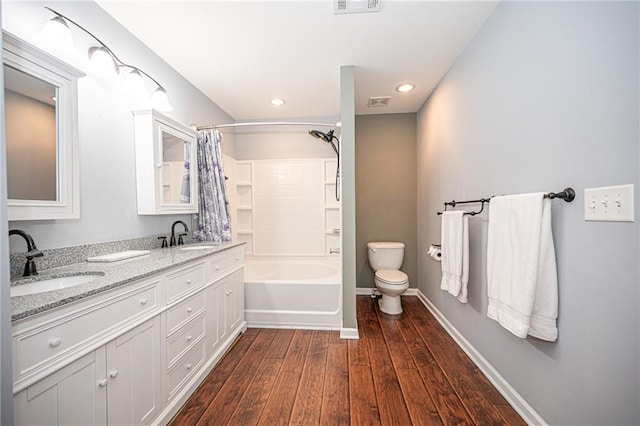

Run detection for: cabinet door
[[226, 269, 244, 332], [14, 349, 107, 425], [205, 281, 221, 357], [106, 317, 162, 425], [216, 276, 229, 344]]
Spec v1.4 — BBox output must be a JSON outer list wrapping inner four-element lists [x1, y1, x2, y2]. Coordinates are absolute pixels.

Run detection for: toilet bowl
[[375, 270, 409, 315], [367, 242, 409, 315]]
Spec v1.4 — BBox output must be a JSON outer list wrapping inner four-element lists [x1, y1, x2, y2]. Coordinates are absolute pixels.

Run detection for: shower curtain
[[194, 129, 231, 242]]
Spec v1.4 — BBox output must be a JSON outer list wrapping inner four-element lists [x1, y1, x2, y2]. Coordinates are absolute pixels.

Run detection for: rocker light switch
[[584, 184, 634, 222]]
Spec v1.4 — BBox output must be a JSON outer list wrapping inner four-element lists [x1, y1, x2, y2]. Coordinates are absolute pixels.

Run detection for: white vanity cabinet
[[14, 317, 162, 426], [132, 109, 198, 215], [12, 246, 246, 425]]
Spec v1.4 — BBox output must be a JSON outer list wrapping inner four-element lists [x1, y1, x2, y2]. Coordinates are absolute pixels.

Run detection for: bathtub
[[244, 256, 342, 329]]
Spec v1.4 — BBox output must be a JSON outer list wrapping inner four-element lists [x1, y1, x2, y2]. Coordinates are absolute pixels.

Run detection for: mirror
[[161, 131, 191, 205], [132, 109, 197, 215], [3, 31, 85, 220], [4, 64, 57, 201]]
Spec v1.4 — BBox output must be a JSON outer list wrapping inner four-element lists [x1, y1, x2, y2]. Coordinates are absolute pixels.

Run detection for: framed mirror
[[3, 31, 84, 220]]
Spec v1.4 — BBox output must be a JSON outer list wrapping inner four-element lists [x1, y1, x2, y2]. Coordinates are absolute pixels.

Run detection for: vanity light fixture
[[270, 98, 286, 106], [41, 7, 173, 112], [396, 83, 415, 93], [87, 46, 119, 79], [41, 15, 75, 54]]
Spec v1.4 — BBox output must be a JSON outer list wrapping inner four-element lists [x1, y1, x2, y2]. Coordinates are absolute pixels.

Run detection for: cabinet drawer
[[14, 281, 159, 380], [166, 262, 205, 302], [209, 251, 243, 279], [166, 291, 205, 336], [167, 314, 205, 368], [167, 340, 205, 401]]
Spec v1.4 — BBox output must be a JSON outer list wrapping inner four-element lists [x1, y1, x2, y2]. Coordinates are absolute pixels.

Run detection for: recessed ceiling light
[[270, 98, 286, 106], [396, 83, 415, 93]]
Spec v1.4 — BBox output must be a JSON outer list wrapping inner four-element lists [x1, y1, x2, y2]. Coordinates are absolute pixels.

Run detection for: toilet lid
[[375, 269, 408, 284]]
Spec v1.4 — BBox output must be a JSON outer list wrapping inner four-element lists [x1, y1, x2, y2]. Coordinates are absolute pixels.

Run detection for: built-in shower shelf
[[236, 182, 252, 186], [237, 206, 252, 210], [325, 205, 339, 210], [237, 230, 253, 235]]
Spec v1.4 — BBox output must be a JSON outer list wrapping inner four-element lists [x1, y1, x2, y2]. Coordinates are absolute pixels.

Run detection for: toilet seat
[[375, 269, 408, 285]]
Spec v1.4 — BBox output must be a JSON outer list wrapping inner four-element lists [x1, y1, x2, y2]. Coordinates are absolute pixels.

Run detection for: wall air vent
[[334, 0, 381, 15], [368, 96, 391, 107]]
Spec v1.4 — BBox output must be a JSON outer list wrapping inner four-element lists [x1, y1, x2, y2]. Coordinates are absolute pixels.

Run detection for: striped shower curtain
[[194, 129, 231, 242]]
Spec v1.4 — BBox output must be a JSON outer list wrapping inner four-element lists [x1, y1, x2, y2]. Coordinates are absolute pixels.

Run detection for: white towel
[[486, 193, 558, 341], [440, 211, 469, 303]]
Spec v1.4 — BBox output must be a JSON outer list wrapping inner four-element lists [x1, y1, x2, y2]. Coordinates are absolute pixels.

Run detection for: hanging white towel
[[440, 211, 469, 303], [486, 193, 558, 341]]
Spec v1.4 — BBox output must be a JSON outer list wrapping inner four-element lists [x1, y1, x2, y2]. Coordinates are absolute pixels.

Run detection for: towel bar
[[437, 187, 575, 216]]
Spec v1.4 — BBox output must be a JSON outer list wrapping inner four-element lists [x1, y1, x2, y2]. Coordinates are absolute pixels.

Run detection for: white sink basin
[[11, 274, 102, 297], [179, 245, 218, 251]]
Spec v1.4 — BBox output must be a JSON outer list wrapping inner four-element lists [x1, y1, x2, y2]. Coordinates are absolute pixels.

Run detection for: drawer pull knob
[[186, 279, 192, 284], [109, 370, 119, 379], [235, 257, 240, 261], [98, 378, 108, 388], [187, 307, 193, 313], [186, 335, 192, 341], [186, 363, 192, 370], [215, 266, 220, 271], [225, 291, 230, 296], [140, 298, 148, 305], [49, 338, 62, 348]]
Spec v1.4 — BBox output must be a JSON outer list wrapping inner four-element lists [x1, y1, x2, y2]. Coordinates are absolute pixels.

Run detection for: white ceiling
[[98, 1, 498, 121]]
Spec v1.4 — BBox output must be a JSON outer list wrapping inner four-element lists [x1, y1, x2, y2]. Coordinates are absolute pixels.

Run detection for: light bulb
[[124, 69, 146, 96], [88, 46, 119, 79], [41, 16, 75, 54], [396, 83, 415, 93], [152, 88, 173, 112]]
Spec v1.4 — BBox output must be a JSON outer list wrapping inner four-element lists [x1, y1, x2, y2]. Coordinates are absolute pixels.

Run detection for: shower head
[[309, 128, 341, 202], [308, 129, 335, 143], [309, 129, 339, 156]]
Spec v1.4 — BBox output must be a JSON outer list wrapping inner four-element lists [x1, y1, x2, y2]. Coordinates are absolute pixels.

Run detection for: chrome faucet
[[170, 220, 189, 247], [9, 229, 43, 276]]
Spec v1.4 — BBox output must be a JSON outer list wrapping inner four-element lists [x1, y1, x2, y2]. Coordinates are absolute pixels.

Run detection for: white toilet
[[367, 242, 409, 315]]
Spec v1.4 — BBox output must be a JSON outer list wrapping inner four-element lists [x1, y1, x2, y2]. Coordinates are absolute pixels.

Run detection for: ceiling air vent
[[334, 0, 381, 15], [368, 96, 390, 108]]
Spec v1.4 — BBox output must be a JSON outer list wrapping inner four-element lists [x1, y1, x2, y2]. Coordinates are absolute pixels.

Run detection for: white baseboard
[[356, 287, 419, 296], [415, 291, 547, 426], [340, 327, 359, 339]]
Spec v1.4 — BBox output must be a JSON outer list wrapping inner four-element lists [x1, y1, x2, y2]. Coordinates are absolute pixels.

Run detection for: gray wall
[[417, 2, 639, 424], [2, 1, 235, 251], [355, 114, 417, 289]]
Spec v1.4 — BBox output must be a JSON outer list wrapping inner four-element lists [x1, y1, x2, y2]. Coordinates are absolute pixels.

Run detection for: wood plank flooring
[[170, 296, 525, 425]]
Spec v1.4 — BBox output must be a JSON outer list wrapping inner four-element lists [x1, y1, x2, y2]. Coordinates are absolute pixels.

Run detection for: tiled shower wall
[[236, 159, 338, 256]]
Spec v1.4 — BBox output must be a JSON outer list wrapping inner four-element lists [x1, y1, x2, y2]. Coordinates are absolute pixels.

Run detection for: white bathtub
[[244, 256, 342, 329]]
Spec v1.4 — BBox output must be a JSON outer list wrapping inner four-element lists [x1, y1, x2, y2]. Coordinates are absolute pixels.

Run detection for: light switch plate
[[584, 184, 634, 222]]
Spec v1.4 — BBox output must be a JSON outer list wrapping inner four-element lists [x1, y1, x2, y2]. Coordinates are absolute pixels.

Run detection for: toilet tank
[[367, 242, 405, 271]]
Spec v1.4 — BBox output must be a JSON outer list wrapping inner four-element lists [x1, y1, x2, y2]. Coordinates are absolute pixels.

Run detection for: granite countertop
[[10, 242, 244, 322]]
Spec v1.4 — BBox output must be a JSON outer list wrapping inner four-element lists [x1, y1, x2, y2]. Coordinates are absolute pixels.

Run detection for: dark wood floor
[[170, 296, 525, 425]]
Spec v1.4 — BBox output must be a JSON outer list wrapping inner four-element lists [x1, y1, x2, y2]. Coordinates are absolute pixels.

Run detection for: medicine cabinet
[[132, 110, 198, 215], [3, 31, 84, 220]]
